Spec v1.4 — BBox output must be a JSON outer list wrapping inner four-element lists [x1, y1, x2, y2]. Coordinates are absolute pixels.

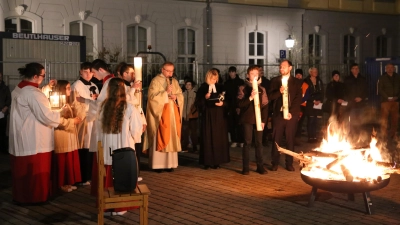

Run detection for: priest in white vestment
[[143, 62, 184, 172]]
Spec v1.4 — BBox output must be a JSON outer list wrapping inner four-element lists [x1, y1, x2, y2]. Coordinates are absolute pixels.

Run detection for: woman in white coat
[[9, 63, 64, 204]]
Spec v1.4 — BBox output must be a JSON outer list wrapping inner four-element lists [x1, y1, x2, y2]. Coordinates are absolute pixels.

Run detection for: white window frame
[[4, 17, 33, 33], [3, 11, 42, 33], [121, 20, 154, 63], [343, 34, 358, 65], [176, 27, 197, 78], [64, 16, 102, 60], [247, 31, 266, 66], [308, 33, 323, 66]]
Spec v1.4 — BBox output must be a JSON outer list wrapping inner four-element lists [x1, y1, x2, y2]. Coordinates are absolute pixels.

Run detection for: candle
[[282, 76, 289, 119], [134, 57, 142, 82], [50, 94, 59, 108], [252, 77, 262, 131], [134, 57, 143, 108]]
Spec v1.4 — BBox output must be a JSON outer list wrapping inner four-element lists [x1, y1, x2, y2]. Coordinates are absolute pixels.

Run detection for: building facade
[[0, 0, 398, 87]]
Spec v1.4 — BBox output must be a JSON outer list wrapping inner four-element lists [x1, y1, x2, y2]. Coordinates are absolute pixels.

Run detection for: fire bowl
[[300, 172, 390, 193]]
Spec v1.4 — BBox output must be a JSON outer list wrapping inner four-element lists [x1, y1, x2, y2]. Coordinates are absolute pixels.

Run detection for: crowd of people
[[2, 59, 399, 211]]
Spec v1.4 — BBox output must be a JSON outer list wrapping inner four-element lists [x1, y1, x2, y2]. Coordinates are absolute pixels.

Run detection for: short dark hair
[[228, 66, 236, 72], [92, 59, 110, 72], [18, 62, 44, 79], [80, 62, 92, 71], [280, 59, 293, 67], [350, 63, 359, 69], [295, 69, 303, 75], [331, 70, 340, 77], [247, 65, 260, 75]]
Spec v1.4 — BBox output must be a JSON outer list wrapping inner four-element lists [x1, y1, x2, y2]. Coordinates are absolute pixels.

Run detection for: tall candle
[[134, 57, 143, 108], [252, 77, 262, 131], [282, 76, 289, 119], [134, 57, 142, 82]]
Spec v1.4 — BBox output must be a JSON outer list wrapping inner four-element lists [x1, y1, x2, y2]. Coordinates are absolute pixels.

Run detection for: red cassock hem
[[55, 151, 82, 187], [10, 152, 55, 204], [90, 153, 137, 212]]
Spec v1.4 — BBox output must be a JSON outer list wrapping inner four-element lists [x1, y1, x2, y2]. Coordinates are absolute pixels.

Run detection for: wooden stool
[[97, 141, 150, 225]]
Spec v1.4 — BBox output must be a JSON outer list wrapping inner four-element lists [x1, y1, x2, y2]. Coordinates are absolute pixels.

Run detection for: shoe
[[61, 185, 72, 193], [181, 149, 188, 153], [256, 167, 267, 174], [153, 169, 163, 173], [68, 185, 77, 190], [242, 170, 249, 175], [286, 165, 295, 172], [212, 165, 220, 169], [104, 212, 112, 216], [81, 181, 90, 186], [112, 211, 127, 216], [270, 165, 278, 171], [165, 168, 174, 172], [230, 142, 237, 147], [238, 143, 244, 147], [138, 177, 143, 182]]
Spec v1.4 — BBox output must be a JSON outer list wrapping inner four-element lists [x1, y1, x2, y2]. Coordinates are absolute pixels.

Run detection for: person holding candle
[[236, 65, 269, 175], [71, 62, 99, 186], [9, 62, 70, 204], [51, 80, 83, 192], [269, 60, 302, 172], [143, 62, 183, 173], [118, 63, 147, 176], [196, 69, 230, 170]]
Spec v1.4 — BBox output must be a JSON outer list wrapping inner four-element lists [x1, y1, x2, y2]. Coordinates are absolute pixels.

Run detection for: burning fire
[[278, 124, 396, 183]]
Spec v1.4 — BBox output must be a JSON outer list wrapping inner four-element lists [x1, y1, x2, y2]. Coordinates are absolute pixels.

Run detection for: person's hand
[[205, 92, 211, 99], [250, 89, 257, 99], [169, 94, 177, 101], [167, 84, 173, 95], [355, 97, 362, 102], [215, 101, 223, 106], [73, 117, 82, 125], [285, 113, 292, 120], [91, 94, 98, 100], [337, 99, 344, 104], [1, 106, 8, 113], [261, 123, 265, 130], [280, 86, 285, 94], [142, 124, 147, 133], [132, 80, 141, 90], [49, 79, 57, 87]]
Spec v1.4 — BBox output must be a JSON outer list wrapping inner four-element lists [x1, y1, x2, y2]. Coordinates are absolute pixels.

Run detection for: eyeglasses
[[38, 74, 46, 78], [162, 68, 174, 73]]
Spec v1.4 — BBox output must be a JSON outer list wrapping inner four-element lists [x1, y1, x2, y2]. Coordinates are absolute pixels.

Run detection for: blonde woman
[[195, 69, 230, 169]]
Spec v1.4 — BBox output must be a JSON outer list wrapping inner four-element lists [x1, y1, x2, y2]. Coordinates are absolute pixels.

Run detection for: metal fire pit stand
[[307, 187, 373, 214]]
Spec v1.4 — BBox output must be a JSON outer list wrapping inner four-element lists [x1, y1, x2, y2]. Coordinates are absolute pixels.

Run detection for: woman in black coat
[[303, 67, 324, 143]]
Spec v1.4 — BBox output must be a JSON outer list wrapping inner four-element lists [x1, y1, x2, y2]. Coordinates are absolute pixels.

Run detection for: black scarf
[[79, 77, 92, 85]]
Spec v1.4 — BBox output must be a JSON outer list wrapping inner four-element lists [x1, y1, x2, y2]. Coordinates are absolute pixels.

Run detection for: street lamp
[[285, 35, 294, 60]]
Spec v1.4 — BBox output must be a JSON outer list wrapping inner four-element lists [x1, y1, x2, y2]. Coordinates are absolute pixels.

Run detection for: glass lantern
[[49, 90, 66, 110]]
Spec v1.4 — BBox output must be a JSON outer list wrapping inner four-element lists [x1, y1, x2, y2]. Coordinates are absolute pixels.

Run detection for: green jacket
[[378, 72, 400, 102]]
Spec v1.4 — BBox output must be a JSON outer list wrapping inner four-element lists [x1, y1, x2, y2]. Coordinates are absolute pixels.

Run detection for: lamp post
[[285, 35, 294, 60]]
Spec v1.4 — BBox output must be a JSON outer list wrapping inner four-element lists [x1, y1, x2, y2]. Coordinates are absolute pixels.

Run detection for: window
[[127, 25, 147, 62], [5, 18, 32, 33], [248, 32, 265, 65], [308, 34, 321, 65], [376, 35, 388, 57], [177, 28, 196, 78], [70, 22, 94, 61], [343, 34, 356, 64]]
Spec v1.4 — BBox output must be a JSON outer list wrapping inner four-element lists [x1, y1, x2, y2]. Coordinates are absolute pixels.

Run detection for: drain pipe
[[205, 0, 212, 70]]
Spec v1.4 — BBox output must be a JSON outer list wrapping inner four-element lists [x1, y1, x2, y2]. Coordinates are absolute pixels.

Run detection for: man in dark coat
[[343, 63, 368, 144], [378, 63, 400, 140], [269, 60, 302, 172], [224, 66, 244, 147]]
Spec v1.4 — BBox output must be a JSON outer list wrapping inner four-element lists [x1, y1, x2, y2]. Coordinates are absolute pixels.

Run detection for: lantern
[[49, 89, 66, 109]]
